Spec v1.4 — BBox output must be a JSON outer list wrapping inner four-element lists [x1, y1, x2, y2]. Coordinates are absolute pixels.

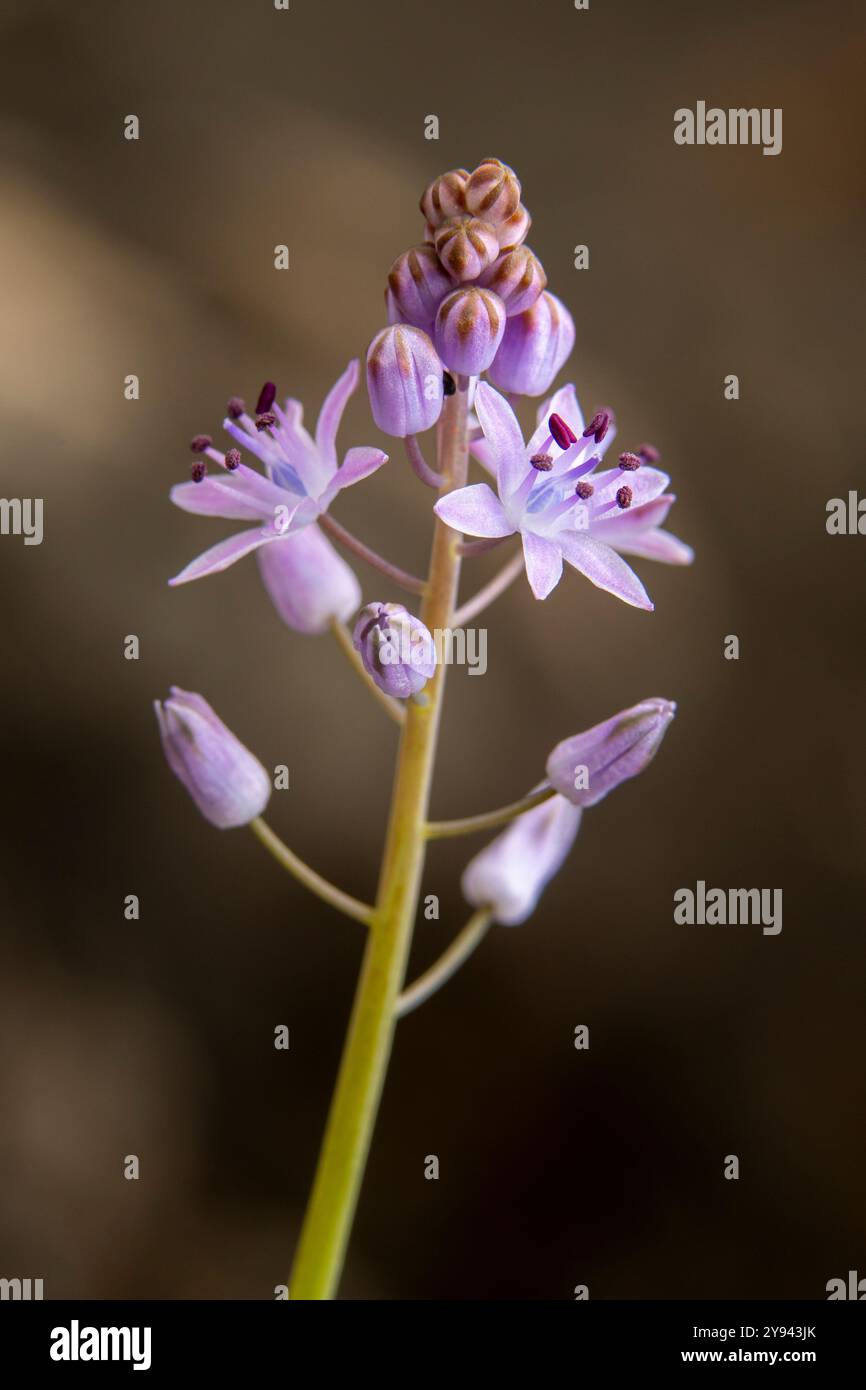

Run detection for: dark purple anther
[[225, 448, 241, 471], [615, 485, 633, 509], [618, 452, 641, 472], [255, 381, 277, 415], [442, 371, 457, 397], [191, 461, 206, 483], [637, 442, 660, 463], [575, 480, 594, 499], [227, 396, 245, 420], [255, 411, 277, 431], [190, 434, 212, 453], [530, 452, 553, 471], [583, 409, 613, 445], [549, 413, 577, 449]]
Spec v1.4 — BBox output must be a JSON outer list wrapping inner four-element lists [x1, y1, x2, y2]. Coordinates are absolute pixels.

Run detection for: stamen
[[575, 480, 594, 499], [190, 434, 212, 453], [256, 411, 277, 431], [583, 409, 614, 444], [443, 371, 457, 397], [549, 413, 577, 449], [616, 485, 633, 509], [530, 452, 553, 471], [638, 442, 660, 463], [225, 448, 241, 471], [227, 396, 245, 420], [190, 461, 206, 483], [618, 452, 641, 471], [256, 382, 277, 414]]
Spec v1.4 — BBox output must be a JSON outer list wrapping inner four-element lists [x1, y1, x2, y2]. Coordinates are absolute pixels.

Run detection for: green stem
[[250, 817, 373, 926], [289, 383, 470, 1299], [395, 908, 494, 1018], [425, 785, 556, 841]]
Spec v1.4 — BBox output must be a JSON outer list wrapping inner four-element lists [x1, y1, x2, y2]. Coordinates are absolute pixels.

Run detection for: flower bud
[[496, 203, 532, 252], [545, 699, 676, 808], [420, 168, 469, 227], [256, 523, 361, 635], [486, 291, 575, 396], [465, 157, 522, 227], [366, 325, 444, 437], [434, 287, 506, 376], [352, 602, 437, 700], [478, 246, 547, 317], [462, 790, 582, 926], [434, 216, 499, 282], [154, 687, 271, 829], [386, 244, 452, 333]]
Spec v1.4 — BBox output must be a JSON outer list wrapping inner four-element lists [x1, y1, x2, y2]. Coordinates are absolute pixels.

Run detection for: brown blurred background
[[0, 0, 864, 1300]]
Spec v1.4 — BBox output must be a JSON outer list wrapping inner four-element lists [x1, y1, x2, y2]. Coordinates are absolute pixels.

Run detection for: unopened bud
[[434, 287, 506, 376], [420, 168, 470, 228], [434, 216, 499, 282], [366, 325, 444, 437], [387, 244, 453, 333], [478, 246, 547, 317], [546, 699, 677, 808], [352, 602, 437, 700], [464, 158, 522, 226], [487, 291, 575, 396], [154, 688, 271, 829]]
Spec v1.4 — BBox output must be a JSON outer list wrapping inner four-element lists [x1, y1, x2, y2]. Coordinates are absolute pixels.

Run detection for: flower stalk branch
[[395, 908, 494, 1018], [425, 785, 556, 840], [320, 512, 427, 595], [250, 817, 373, 926]]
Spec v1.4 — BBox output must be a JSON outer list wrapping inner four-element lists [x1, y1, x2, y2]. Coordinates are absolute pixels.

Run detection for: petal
[[613, 526, 694, 565], [434, 483, 515, 538], [474, 382, 528, 496], [589, 465, 671, 509], [321, 445, 388, 506], [315, 359, 360, 468], [596, 495, 694, 564], [169, 526, 280, 586], [469, 434, 498, 477], [559, 533, 653, 610], [521, 530, 563, 599], [170, 465, 289, 522]]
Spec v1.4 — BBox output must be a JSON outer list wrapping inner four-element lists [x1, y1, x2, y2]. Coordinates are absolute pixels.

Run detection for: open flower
[[434, 382, 692, 607], [169, 362, 387, 586]]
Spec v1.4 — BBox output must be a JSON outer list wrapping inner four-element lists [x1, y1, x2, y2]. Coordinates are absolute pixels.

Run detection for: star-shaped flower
[[169, 361, 387, 585], [434, 382, 692, 607]]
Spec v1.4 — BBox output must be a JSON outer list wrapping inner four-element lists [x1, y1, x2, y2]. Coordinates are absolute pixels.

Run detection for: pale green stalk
[[289, 383, 470, 1299]]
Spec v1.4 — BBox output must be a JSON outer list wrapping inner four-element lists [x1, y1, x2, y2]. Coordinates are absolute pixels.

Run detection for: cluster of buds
[[367, 159, 575, 436]]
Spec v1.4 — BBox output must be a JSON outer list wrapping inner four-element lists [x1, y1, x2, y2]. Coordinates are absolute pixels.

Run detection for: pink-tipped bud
[[486, 291, 575, 397], [434, 287, 506, 376], [387, 244, 453, 333], [464, 158, 522, 226], [366, 325, 444, 438], [420, 168, 470, 228], [496, 204, 532, 252], [434, 216, 499, 282], [353, 602, 437, 701], [478, 246, 547, 317], [154, 687, 271, 829]]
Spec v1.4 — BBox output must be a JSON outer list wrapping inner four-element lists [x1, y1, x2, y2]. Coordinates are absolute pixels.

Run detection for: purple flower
[[366, 325, 445, 438], [169, 361, 387, 586], [486, 290, 575, 396], [546, 698, 677, 807], [462, 789, 582, 926], [352, 602, 437, 700], [434, 382, 692, 607], [154, 687, 271, 828]]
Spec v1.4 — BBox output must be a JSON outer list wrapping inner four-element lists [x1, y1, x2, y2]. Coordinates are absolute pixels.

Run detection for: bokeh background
[[0, 0, 863, 1300]]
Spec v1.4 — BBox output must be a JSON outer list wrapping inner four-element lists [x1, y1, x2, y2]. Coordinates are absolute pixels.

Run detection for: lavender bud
[[486, 291, 575, 397], [462, 789, 582, 926], [496, 204, 532, 252], [154, 687, 271, 829], [434, 287, 506, 376], [464, 158, 522, 226], [434, 216, 499, 282], [366, 325, 444, 438], [352, 602, 437, 700], [478, 246, 547, 317], [546, 699, 677, 808], [387, 244, 453, 333], [419, 168, 470, 227]]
